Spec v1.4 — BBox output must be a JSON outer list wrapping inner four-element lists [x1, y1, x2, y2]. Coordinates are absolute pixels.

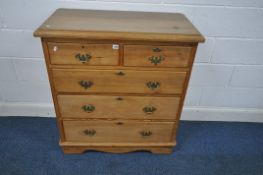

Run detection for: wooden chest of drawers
[[34, 9, 204, 154]]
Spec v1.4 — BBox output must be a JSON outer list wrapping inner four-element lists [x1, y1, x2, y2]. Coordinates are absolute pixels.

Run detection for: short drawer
[[58, 95, 180, 120], [52, 69, 187, 94], [124, 45, 193, 67], [63, 120, 174, 143], [47, 42, 119, 65]]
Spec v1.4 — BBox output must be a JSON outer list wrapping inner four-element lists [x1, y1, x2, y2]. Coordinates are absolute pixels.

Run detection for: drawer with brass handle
[[63, 120, 174, 143], [58, 95, 181, 119], [52, 69, 187, 94], [124, 45, 193, 67], [47, 42, 119, 65]]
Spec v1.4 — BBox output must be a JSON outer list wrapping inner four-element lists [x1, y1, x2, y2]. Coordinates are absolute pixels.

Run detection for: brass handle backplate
[[82, 104, 95, 113], [75, 53, 92, 63], [84, 129, 96, 136], [140, 130, 152, 137], [79, 80, 93, 89], [148, 55, 165, 66], [146, 81, 160, 90], [143, 106, 156, 114]]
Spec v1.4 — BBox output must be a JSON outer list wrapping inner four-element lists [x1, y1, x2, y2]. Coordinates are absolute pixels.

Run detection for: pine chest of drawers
[[34, 9, 204, 154]]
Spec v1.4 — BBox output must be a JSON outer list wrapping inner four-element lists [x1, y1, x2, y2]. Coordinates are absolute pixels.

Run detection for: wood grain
[[171, 45, 198, 142], [60, 141, 176, 147], [63, 120, 174, 143], [61, 146, 174, 154], [41, 39, 66, 141], [34, 9, 204, 43], [35, 9, 204, 154], [48, 64, 190, 72], [48, 42, 119, 65], [52, 69, 187, 94], [58, 95, 180, 119], [124, 45, 193, 67]]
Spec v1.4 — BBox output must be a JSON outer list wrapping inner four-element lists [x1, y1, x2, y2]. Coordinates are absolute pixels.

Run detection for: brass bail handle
[[143, 106, 157, 114], [146, 81, 160, 90], [82, 104, 95, 113], [140, 130, 152, 137], [84, 129, 96, 136], [79, 80, 93, 89], [148, 55, 165, 66], [75, 53, 92, 63]]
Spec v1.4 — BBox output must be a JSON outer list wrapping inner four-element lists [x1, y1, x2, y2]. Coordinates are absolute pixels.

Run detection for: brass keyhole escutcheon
[[116, 71, 125, 76], [152, 47, 162, 52], [116, 122, 124, 125], [116, 97, 123, 101]]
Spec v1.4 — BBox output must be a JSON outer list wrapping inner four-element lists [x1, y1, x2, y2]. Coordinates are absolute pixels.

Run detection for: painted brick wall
[[0, 0, 263, 120]]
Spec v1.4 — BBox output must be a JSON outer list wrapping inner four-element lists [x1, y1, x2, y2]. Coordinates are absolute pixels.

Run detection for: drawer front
[[124, 45, 193, 67], [58, 95, 180, 119], [52, 69, 187, 94], [48, 42, 119, 65], [63, 120, 174, 143]]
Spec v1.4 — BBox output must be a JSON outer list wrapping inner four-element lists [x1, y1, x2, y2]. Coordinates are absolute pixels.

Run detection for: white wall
[[0, 0, 263, 122]]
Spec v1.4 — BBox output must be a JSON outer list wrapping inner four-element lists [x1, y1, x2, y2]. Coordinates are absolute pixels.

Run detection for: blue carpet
[[0, 117, 262, 175]]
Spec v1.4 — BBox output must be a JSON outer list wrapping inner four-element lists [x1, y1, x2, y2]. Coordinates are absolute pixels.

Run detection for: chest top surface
[[34, 9, 204, 42]]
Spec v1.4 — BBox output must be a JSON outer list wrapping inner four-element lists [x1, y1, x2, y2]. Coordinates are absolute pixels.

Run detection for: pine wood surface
[[48, 42, 119, 65], [34, 9, 204, 154], [34, 9, 204, 42], [61, 145, 174, 154], [58, 95, 180, 119], [63, 120, 174, 143], [124, 45, 193, 67], [52, 69, 187, 94]]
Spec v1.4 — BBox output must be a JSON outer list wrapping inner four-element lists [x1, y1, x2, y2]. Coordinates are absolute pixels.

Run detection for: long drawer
[[124, 45, 193, 67], [58, 95, 180, 119], [52, 69, 187, 94], [47, 42, 119, 66], [63, 120, 174, 143]]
